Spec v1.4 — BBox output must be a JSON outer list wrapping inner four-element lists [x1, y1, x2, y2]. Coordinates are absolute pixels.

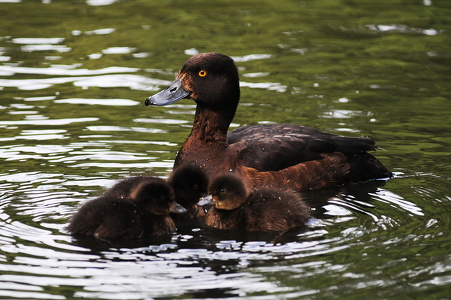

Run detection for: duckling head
[[169, 164, 209, 207], [208, 174, 250, 210], [129, 178, 186, 215]]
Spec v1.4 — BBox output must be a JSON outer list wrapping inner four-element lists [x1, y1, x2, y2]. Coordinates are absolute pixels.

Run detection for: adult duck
[[145, 53, 391, 191]]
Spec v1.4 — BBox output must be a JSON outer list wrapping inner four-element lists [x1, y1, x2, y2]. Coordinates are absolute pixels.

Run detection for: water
[[0, 0, 450, 299]]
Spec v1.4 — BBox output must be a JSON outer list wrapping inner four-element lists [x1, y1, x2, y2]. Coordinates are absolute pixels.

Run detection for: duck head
[[145, 53, 240, 109]]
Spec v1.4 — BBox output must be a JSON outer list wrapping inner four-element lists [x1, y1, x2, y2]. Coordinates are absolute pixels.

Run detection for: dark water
[[0, 0, 450, 299]]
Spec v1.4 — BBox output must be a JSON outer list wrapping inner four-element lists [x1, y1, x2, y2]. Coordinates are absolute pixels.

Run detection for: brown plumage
[[145, 52, 391, 192], [203, 174, 311, 231], [168, 164, 209, 219], [67, 177, 180, 239]]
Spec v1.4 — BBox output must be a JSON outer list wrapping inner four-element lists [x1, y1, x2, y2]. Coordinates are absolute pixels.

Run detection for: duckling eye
[[198, 70, 208, 77]]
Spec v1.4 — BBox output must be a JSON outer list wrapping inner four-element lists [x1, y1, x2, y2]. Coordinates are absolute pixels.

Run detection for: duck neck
[[173, 98, 239, 173], [190, 102, 235, 144]]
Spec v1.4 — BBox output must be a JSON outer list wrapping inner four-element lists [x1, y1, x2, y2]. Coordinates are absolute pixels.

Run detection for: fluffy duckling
[[168, 164, 209, 219], [203, 174, 311, 231], [67, 177, 184, 239]]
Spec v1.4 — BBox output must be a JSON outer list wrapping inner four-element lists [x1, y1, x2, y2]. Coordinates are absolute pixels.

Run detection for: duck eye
[[198, 70, 207, 77]]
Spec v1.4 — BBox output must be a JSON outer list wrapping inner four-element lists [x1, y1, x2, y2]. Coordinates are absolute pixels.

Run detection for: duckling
[[67, 177, 184, 239], [145, 53, 391, 192], [202, 174, 311, 232], [67, 197, 148, 240], [168, 164, 209, 219]]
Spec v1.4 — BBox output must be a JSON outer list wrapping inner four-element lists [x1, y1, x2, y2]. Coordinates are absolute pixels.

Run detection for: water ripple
[[0, 117, 98, 125], [0, 74, 163, 91], [371, 189, 424, 216], [240, 81, 287, 93], [12, 38, 65, 44], [231, 54, 273, 62], [54, 98, 139, 106], [0, 65, 139, 76], [366, 24, 441, 36]]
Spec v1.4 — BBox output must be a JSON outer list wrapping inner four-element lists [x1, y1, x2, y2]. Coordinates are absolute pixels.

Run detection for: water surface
[[0, 0, 450, 299]]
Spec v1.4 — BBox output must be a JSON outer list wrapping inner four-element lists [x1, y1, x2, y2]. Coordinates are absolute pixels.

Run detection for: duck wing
[[228, 124, 377, 172]]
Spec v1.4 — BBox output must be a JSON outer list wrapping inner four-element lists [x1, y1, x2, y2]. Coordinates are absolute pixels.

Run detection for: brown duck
[[145, 52, 391, 191]]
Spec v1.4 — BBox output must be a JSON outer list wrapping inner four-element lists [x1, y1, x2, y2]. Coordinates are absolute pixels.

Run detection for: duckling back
[[67, 197, 148, 239], [243, 188, 311, 232], [67, 176, 178, 240], [204, 174, 311, 232]]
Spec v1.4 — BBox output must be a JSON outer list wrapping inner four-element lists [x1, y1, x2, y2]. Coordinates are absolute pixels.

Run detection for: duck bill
[[144, 77, 189, 106], [170, 201, 188, 214], [197, 194, 213, 206]]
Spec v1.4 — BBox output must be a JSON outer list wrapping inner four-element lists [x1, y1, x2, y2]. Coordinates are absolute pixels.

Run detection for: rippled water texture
[[0, 0, 450, 299]]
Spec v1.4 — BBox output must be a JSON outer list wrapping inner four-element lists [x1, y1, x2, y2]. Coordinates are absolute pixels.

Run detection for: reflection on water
[[0, 161, 435, 299], [0, 0, 450, 299]]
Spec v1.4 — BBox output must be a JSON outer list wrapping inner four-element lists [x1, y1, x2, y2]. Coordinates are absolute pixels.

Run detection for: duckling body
[[145, 52, 391, 191], [67, 177, 179, 239], [204, 174, 311, 231], [102, 175, 156, 200]]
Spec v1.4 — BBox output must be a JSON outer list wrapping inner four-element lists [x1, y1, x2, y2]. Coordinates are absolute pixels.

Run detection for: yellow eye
[[198, 70, 207, 77]]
